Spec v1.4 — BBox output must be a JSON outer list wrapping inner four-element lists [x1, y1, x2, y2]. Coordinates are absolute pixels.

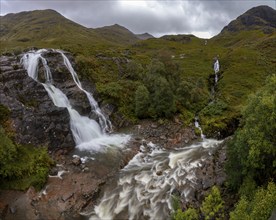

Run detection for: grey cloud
[[1, 0, 275, 38]]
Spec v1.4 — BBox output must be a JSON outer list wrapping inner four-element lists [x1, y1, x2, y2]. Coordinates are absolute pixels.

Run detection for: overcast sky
[[0, 0, 275, 38]]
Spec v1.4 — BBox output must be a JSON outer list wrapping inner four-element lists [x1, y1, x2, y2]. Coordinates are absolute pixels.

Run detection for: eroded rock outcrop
[[0, 51, 98, 150]]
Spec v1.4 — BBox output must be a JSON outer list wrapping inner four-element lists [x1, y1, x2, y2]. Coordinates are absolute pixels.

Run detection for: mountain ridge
[[94, 23, 139, 44], [0, 9, 155, 49], [220, 5, 276, 34]]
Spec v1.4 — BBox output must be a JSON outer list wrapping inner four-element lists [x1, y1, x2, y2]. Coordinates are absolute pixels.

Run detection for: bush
[[176, 78, 209, 112], [171, 195, 198, 220], [200, 186, 225, 220], [0, 127, 18, 170], [0, 128, 53, 190], [0, 104, 10, 123], [226, 75, 276, 189], [135, 85, 150, 118], [174, 208, 198, 220], [230, 182, 276, 220], [125, 60, 144, 80], [150, 76, 176, 117], [200, 100, 228, 117]]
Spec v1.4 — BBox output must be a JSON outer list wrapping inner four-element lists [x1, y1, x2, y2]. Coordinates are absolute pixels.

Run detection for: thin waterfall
[[194, 116, 205, 139], [55, 50, 112, 133], [21, 49, 129, 151], [214, 59, 219, 84]]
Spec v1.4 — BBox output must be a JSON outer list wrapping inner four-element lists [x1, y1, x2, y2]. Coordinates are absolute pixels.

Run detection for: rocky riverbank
[[0, 119, 229, 219]]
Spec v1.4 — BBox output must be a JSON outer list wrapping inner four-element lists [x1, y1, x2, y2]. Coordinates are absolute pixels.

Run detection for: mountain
[[220, 5, 276, 34], [0, 10, 140, 53], [0, 7, 275, 137], [136, 33, 154, 40], [94, 24, 139, 44], [0, 9, 96, 41]]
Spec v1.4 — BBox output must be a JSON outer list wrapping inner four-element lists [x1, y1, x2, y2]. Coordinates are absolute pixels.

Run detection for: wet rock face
[[0, 51, 100, 150], [39, 50, 93, 116]]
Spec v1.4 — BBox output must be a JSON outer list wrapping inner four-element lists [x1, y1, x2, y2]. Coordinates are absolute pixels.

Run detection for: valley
[[0, 5, 275, 220]]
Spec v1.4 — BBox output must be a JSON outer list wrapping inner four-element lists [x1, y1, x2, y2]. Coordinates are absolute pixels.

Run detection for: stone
[[61, 193, 74, 202], [0, 53, 75, 150], [156, 171, 162, 176], [72, 156, 81, 166]]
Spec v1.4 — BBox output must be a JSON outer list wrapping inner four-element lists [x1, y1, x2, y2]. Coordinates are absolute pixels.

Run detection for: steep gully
[[0, 50, 225, 219]]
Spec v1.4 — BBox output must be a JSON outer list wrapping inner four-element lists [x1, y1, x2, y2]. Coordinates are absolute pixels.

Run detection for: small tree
[[135, 84, 150, 118], [174, 208, 198, 220], [200, 186, 225, 220], [230, 182, 276, 220], [151, 76, 176, 117]]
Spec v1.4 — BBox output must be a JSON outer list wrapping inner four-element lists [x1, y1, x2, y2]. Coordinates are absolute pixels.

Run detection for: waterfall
[[194, 116, 205, 139], [55, 50, 112, 133], [21, 49, 129, 151], [88, 139, 223, 220], [214, 59, 219, 84]]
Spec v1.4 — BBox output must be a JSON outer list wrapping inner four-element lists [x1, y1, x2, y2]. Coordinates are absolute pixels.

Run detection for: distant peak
[[136, 33, 154, 40], [220, 5, 276, 34]]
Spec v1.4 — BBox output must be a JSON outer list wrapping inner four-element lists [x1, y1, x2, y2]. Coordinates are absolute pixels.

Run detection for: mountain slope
[[220, 5, 276, 34], [0, 7, 275, 137], [0, 9, 100, 42], [0, 10, 140, 54], [95, 24, 139, 44], [136, 33, 154, 40]]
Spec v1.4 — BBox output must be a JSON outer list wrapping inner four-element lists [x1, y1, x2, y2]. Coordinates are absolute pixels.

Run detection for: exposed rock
[[0, 140, 140, 220], [72, 156, 81, 166], [62, 192, 74, 202], [0, 54, 74, 150], [133, 118, 197, 149]]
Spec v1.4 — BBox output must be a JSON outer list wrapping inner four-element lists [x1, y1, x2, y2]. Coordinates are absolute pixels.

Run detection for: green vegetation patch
[[230, 182, 276, 220], [226, 75, 276, 190], [0, 128, 53, 190], [0, 104, 10, 123], [172, 186, 224, 220]]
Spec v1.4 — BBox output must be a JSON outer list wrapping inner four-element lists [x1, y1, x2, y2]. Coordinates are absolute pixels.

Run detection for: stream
[[20, 49, 224, 220], [87, 138, 223, 220]]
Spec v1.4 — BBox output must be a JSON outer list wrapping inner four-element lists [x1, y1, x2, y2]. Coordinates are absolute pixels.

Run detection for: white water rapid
[[88, 139, 223, 220], [21, 49, 129, 151]]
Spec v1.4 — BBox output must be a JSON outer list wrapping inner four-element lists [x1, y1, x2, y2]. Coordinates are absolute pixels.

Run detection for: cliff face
[[0, 50, 102, 151], [0, 53, 74, 150]]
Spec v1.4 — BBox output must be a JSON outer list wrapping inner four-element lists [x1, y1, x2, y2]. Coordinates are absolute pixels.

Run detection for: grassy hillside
[[95, 24, 139, 44], [0, 9, 138, 55], [1, 7, 275, 137]]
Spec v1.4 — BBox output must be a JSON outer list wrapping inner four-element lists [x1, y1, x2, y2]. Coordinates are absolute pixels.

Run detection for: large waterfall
[[21, 49, 129, 151]]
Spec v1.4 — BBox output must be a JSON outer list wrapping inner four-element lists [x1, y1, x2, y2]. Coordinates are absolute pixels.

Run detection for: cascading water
[[88, 139, 223, 220], [21, 49, 129, 151], [56, 50, 112, 133], [194, 116, 205, 140], [21, 49, 224, 219], [214, 58, 219, 84]]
